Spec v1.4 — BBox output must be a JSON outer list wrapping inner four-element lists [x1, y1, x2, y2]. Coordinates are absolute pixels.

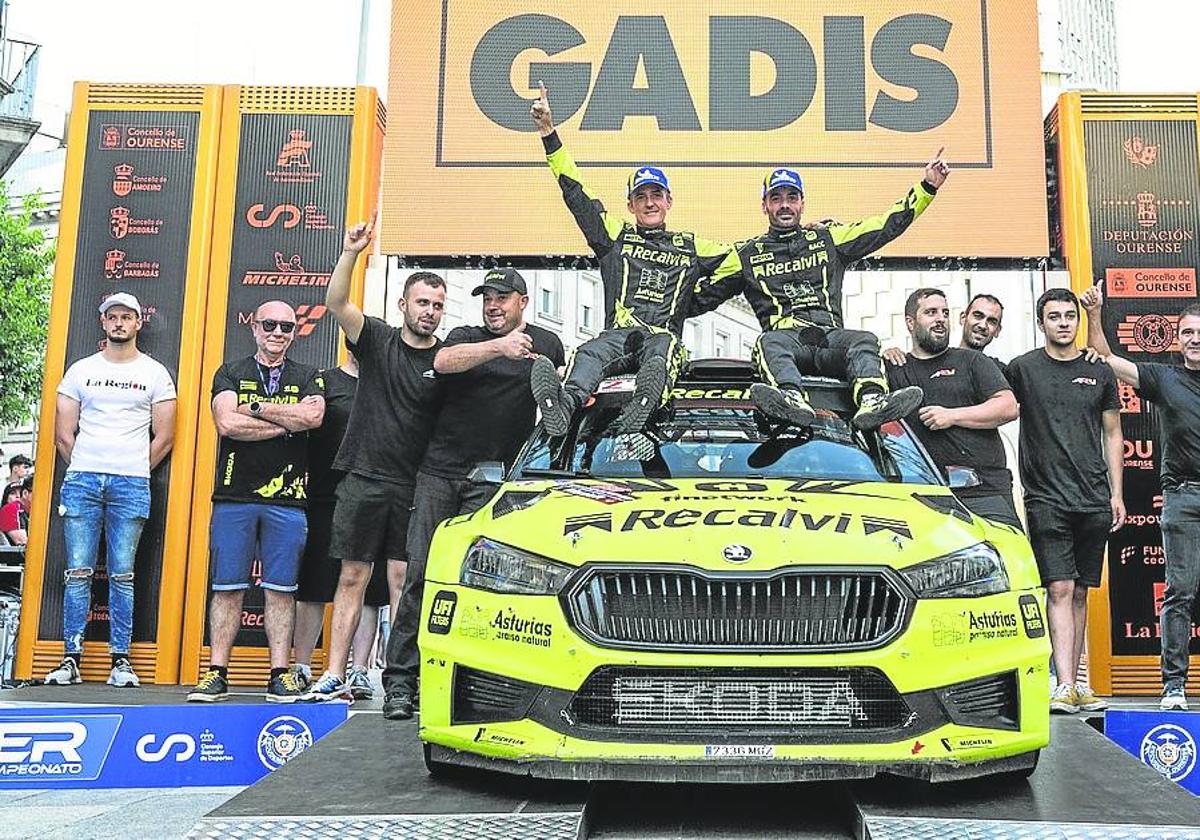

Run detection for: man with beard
[[1008, 289, 1124, 715], [380, 268, 564, 720], [689, 155, 947, 428], [528, 82, 730, 435], [306, 218, 448, 702], [887, 288, 1020, 527], [190, 300, 325, 703], [1083, 286, 1200, 712], [885, 293, 1008, 377], [45, 293, 176, 688]]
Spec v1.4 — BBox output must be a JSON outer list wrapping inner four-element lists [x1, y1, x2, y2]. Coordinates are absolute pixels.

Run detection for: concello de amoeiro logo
[[1123, 136, 1159, 169]]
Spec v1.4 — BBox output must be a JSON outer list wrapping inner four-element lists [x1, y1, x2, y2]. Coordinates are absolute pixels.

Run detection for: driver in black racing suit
[[693, 153, 949, 429], [527, 82, 731, 436]]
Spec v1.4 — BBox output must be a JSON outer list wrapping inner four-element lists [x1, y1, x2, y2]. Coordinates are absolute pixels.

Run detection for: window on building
[[685, 321, 703, 356], [578, 277, 598, 335], [537, 274, 561, 321], [714, 329, 731, 358]]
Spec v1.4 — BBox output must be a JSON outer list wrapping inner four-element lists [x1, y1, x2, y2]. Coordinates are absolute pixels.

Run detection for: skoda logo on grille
[[722, 544, 752, 563]]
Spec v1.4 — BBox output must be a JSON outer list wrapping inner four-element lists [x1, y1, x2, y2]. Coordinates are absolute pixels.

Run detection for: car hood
[[474, 477, 999, 572]]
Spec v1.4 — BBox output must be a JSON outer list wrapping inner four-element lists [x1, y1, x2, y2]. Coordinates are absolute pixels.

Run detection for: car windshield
[[518, 403, 941, 485]]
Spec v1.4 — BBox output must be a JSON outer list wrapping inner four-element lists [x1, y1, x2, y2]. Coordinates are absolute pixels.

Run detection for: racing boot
[[750, 383, 816, 427], [852, 386, 924, 430], [531, 355, 571, 436], [614, 355, 668, 434]]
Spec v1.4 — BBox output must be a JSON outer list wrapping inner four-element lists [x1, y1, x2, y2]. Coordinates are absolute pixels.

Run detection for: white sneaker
[[45, 657, 82, 685], [1160, 685, 1189, 711], [1050, 682, 1079, 714], [107, 658, 140, 687]]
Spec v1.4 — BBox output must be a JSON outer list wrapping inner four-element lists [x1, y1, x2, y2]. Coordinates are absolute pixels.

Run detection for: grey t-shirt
[[1007, 350, 1119, 511]]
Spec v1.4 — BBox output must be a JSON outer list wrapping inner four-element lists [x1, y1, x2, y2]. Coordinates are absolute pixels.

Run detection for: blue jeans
[[209, 502, 306, 592], [60, 472, 150, 655], [1160, 484, 1200, 687]]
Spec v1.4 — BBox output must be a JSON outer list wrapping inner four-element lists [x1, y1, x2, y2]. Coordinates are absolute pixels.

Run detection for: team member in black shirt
[[1008, 289, 1124, 715], [292, 347, 387, 699], [887, 288, 1020, 526], [189, 300, 325, 703], [1083, 285, 1200, 711], [381, 268, 566, 720], [308, 217, 447, 703]]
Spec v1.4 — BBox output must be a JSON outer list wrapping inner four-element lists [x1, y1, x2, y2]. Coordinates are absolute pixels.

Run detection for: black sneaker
[[853, 386, 923, 430], [382, 690, 415, 720], [266, 669, 309, 703], [615, 355, 668, 434], [187, 669, 229, 703], [750, 383, 816, 426], [530, 355, 570, 436]]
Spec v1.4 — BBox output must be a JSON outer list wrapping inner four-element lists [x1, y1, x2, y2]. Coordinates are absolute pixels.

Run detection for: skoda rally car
[[418, 359, 1050, 783]]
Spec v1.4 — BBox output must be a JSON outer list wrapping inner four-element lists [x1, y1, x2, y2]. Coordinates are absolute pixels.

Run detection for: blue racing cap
[[762, 167, 804, 198], [627, 166, 670, 197]]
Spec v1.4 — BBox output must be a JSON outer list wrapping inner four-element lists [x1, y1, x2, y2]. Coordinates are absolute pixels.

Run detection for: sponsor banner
[[39, 110, 201, 646], [0, 703, 347, 789], [383, 0, 1047, 257], [1105, 710, 1200, 795], [1083, 118, 1200, 657], [206, 112, 352, 649]]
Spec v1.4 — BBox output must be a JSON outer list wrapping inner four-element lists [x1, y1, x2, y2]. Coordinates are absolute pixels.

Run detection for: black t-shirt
[[887, 347, 1013, 496], [307, 366, 358, 500], [986, 354, 1010, 381], [211, 356, 324, 507], [1136, 362, 1200, 490], [333, 316, 443, 487], [1008, 350, 1119, 511], [421, 323, 566, 479]]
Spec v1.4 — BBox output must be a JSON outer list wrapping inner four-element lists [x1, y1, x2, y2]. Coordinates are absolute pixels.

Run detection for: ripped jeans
[[60, 472, 150, 655]]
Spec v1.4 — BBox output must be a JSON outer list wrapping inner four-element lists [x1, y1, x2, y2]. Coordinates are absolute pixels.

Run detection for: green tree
[[0, 181, 54, 428]]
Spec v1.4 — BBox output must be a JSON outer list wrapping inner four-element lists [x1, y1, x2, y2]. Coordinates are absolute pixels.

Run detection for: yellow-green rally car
[[419, 359, 1050, 783]]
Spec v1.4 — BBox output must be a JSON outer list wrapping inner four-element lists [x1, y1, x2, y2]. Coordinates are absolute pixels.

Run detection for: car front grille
[[566, 567, 909, 652], [568, 667, 910, 731]]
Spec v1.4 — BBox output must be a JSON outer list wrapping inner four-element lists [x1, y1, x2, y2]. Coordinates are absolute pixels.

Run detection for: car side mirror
[[467, 461, 505, 485], [946, 466, 981, 489]]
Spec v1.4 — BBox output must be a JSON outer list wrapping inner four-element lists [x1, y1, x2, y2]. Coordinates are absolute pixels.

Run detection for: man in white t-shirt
[[44, 292, 177, 688]]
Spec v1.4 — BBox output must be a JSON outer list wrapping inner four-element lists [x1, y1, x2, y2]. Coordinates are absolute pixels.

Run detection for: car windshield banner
[[0, 703, 346, 789]]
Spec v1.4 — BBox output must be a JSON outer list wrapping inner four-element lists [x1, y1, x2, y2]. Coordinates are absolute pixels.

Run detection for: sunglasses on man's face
[[257, 319, 296, 334]]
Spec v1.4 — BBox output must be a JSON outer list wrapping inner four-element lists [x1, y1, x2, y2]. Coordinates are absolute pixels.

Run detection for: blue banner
[[0, 702, 348, 788], [1106, 709, 1200, 796]]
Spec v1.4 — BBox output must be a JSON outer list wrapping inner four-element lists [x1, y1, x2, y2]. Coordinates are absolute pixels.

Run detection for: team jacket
[[692, 182, 937, 329], [543, 132, 730, 336]]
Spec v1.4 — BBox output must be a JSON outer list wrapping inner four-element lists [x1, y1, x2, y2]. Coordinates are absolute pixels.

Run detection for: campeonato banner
[[383, 0, 1047, 257]]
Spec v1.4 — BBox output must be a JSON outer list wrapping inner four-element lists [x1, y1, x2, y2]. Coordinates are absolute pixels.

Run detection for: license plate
[[704, 745, 775, 759]]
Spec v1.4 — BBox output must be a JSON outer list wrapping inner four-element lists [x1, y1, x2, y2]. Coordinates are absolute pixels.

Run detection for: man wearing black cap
[[529, 83, 731, 435], [379, 267, 564, 719], [692, 155, 948, 429]]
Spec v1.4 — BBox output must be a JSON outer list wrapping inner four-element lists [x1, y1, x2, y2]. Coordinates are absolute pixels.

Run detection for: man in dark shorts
[[528, 82, 730, 435], [293, 345, 388, 699], [1008, 288, 1124, 715], [689, 156, 946, 428], [307, 216, 446, 702], [1083, 285, 1200, 711], [886, 288, 1020, 527], [381, 267, 565, 720], [189, 300, 325, 703]]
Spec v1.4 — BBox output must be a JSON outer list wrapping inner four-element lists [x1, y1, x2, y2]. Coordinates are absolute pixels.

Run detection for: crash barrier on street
[[0, 700, 346, 789]]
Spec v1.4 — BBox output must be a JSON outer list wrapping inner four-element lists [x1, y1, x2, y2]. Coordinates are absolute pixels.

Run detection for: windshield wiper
[[518, 467, 592, 479]]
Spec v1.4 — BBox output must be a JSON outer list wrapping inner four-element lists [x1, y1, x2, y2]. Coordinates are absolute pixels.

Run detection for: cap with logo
[[98, 292, 142, 316], [627, 166, 670, 197], [762, 167, 804, 198], [470, 267, 528, 297]]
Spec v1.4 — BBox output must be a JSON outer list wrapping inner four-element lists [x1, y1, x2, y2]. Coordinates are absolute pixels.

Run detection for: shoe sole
[[186, 693, 228, 703], [615, 357, 667, 434], [1076, 700, 1108, 712], [1049, 703, 1079, 714], [107, 679, 140, 688], [530, 356, 569, 436], [265, 694, 304, 704], [750, 384, 815, 427], [350, 689, 374, 701], [1160, 700, 1189, 711], [45, 677, 82, 685], [853, 386, 924, 430]]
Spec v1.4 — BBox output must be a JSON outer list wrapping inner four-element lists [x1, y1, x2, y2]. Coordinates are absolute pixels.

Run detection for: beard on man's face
[[914, 324, 949, 355]]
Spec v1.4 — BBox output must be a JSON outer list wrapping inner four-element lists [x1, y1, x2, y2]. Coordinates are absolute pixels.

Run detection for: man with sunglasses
[[189, 300, 325, 703]]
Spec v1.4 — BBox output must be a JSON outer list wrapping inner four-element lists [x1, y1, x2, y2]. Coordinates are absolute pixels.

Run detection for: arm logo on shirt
[[1071, 377, 1098, 386], [929, 368, 956, 379]]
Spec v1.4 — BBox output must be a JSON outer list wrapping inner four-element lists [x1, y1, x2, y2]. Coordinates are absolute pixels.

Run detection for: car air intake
[[451, 665, 541, 725], [569, 666, 910, 731], [566, 567, 909, 652], [942, 671, 1020, 730]]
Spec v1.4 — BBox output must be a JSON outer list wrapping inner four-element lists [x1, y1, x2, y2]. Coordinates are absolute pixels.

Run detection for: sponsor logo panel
[[427, 590, 458, 635]]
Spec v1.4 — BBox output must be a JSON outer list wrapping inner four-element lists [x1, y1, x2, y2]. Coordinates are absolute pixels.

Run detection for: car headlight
[[459, 537, 574, 595], [900, 542, 1009, 598]]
